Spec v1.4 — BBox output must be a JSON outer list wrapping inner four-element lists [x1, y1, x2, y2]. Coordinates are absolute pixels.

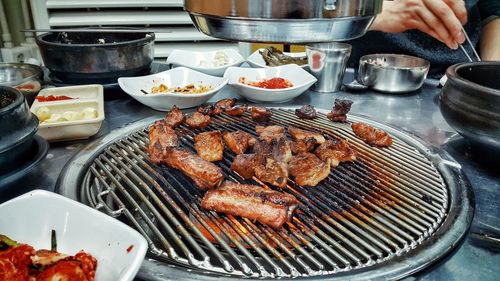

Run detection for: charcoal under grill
[[57, 107, 473, 280]]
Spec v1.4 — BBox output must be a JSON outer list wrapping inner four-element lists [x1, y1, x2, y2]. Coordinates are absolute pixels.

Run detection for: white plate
[[166, 49, 244, 76], [247, 48, 308, 69], [118, 67, 228, 110], [0, 190, 148, 281], [30, 85, 105, 142], [224, 64, 316, 103]]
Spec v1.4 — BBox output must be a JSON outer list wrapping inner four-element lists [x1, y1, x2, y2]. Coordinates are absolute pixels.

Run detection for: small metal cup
[[306, 43, 352, 92]]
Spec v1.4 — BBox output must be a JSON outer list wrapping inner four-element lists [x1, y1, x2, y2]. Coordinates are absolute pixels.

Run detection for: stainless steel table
[[2, 68, 499, 280]]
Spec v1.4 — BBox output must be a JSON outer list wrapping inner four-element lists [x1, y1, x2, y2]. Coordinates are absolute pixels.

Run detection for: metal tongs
[[439, 26, 481, 86]]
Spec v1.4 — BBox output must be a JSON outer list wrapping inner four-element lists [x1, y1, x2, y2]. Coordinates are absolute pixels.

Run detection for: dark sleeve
[[477, 0, 500, 23]]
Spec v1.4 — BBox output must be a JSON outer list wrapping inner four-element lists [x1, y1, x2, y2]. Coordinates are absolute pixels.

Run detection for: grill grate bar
[[80, 108, 450, 279], [112, 141, 242, 273], [271, 110, 446, 189], [90, 159, 181, 259]]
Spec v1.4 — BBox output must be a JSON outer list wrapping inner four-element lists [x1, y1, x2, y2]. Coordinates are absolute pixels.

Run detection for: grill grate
[[81, 108, 450, 278]]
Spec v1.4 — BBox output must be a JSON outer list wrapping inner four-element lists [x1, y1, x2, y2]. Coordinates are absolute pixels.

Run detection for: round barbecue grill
[[56, 107, 474, 280]]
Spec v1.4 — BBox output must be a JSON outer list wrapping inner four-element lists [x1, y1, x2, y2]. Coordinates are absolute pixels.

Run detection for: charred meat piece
[[148, 120, 178, 164], [288, 153, 330, 187], [201, 181, 299, 229], [194, 131, 224, 162], [351, 122, 393, 147], [185, 112, 211, 129], [223, 130, 256, 155], [315, 139, 356, 168], [251, 107, 272, 122], [198, 104, 222, 116], [290, 137, 318, 154], [255, 158, 288, 188], [256, 125, 285, 143], [231, 154, 259, 179], [215, 98, 237, 110], [327, 99, 353, 122], [295, 105, 317, 120], [225, 104, 248, 116], [272, 136, 292, 164], [165, 105, 185, 128], [253, 139, 273, 162], [288, 126, 325, 144], [164, 147, 224, 190]]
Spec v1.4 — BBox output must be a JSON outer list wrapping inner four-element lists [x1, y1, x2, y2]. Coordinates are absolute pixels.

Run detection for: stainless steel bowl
[[0, 63, 43, 105], [440, 62, 500, 150], [357, 54, 430, 93], [185, 0, 383, 43]]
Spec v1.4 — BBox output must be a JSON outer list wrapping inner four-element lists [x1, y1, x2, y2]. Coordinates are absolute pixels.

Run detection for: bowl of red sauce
[[224, 64, 316, 103]]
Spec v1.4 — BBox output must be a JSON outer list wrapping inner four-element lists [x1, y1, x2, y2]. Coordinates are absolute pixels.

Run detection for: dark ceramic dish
[[36, 31, 155, 84], [0, 86, 39, 175], [440, 62, 500, 150]]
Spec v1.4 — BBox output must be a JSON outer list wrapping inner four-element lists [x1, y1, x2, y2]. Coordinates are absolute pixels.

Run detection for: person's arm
[[369, 0, 467, 49], [479, 18, 500, 61]]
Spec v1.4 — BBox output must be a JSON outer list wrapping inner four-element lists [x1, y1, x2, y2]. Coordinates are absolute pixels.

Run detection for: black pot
[[440, 62, 500, 150], [36, 31, 155, 84], [0, 86, 39, 175]]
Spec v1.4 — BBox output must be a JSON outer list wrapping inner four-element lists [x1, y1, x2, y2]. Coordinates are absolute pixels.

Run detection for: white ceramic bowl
[[118, 67, 228, 110], [166, 48, 244, 76], [247, 48, 308, 69], [224, 64, 317, 103], [0, 190, 148, 281]]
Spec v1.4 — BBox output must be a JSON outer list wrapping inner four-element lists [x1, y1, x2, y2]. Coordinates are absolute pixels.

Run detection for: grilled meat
[[223, 130, 256, 155], [315, 139, 356, 168], [215, 98, 237, 110], [351, 122, 393, 147], [198, 104, 222, 116], [185, 112, 211, 129], [272, 136, 292, 164], [327, 99, 353, 122], [225, 104, 248, 116], [251, 107, 272, 122], [255, 158, 288, 188], [295, 104, 317, 120], [256, 125, 285, 143], [253, 139, 273, 161], [288, 126, 325, 144], [288, 153, 330, 187], [164, 147, 224, 190], [194, 131, 224, 162], [148, 120, 178, 164], [201, 181, 299, 229], [290, 137, 318, 154], [165, 105, 185, 128], [231, 154, 259, 179]]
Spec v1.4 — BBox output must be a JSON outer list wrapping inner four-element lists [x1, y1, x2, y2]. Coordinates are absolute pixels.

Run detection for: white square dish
[[118, 67, 228, 110], [166, 48, 245, 76], [30, 85, 105, 142], [223, 64, 316, 103], [0, 189, 148, 281]]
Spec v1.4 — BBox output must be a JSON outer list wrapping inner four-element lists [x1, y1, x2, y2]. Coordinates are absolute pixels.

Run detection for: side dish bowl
[[0, 189, 148, 281], [166, 49, 244, 76], [224, 64, 316, 103], [440, 62, 500, 150], [118, 67, 228, 110], [357, 54, 430, 93], [246, 48, 308, 69], [30, 85, 105, 142]]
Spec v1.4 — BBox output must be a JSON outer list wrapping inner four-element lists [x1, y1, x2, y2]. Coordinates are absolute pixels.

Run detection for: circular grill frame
[[56, 108, 474, 280]]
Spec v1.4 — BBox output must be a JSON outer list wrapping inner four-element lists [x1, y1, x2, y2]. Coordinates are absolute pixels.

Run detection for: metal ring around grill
[[56, 107, 474, 280]]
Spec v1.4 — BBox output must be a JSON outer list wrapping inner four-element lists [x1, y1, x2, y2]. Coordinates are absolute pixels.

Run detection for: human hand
[[369, 0, 467, 49]]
